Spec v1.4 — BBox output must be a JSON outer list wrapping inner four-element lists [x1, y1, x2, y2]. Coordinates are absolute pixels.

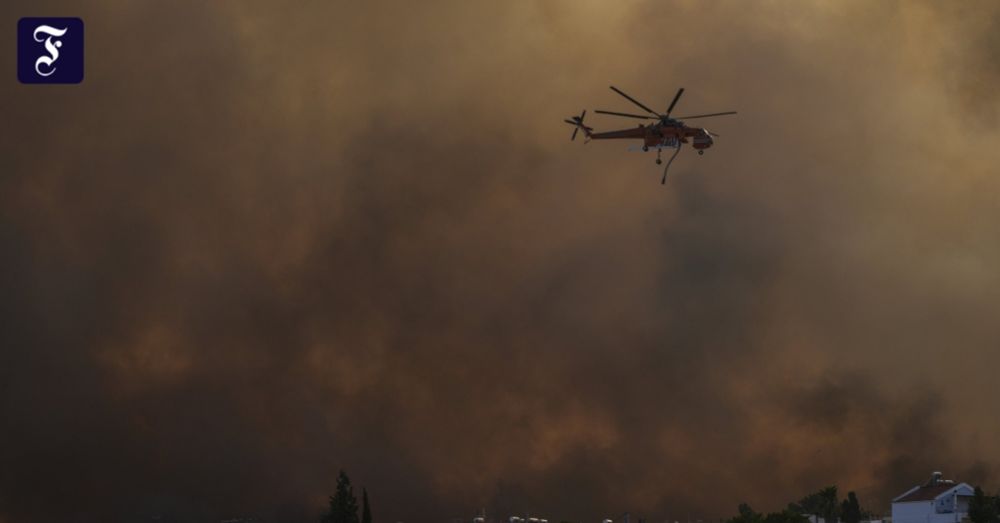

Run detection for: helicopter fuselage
[[588, 120, 714, 151]]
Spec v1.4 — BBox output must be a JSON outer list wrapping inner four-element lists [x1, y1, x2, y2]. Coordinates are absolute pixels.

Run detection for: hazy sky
[[2, 1, 1000, 522]]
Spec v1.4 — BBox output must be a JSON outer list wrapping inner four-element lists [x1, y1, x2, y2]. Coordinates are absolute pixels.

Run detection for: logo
[[18, 17, 84, 84]]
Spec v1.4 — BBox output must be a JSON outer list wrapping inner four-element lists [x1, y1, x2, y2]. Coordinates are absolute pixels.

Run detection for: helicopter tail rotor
[[563, 109, 592, 141]]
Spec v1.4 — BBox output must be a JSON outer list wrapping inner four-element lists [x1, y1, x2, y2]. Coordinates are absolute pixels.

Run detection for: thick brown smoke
[[2, 1, 1000, 522]]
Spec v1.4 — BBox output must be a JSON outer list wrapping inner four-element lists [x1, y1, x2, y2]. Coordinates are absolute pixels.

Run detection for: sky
[[2, 1, 1000, 522]]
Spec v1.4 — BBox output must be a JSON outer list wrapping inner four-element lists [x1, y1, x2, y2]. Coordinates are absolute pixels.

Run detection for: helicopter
[[564, 86, 737, 183]]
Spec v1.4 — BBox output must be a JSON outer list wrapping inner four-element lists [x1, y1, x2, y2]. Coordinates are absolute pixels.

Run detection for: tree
[[324, 470, 360, 523], [361, 487, 372, 523], [968, 487, 1000, 523], [728, 504, 807, 523], [727, 503, 764, 523], [764, 510, 809, 523], [840, 492, 862, 523], [791, 486, 840, 523]]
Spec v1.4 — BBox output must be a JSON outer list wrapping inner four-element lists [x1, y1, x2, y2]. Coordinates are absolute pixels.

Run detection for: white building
[[891, 472, 974, 523]]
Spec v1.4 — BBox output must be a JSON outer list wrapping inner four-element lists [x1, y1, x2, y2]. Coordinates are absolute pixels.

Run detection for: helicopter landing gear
[[642, 145, 649, 152], [655, 148, 663, 165], [698, 149, 704, 156]]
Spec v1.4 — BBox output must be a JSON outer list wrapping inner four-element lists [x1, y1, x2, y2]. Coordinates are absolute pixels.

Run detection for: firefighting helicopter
[[564, 86, 737, 183]]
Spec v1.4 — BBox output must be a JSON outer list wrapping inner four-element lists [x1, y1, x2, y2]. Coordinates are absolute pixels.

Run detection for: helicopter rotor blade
[[594, 110, 656, 120], [674, 111, 738, 120], [665, 88, 685, 116], [609, 86, 661, 117]]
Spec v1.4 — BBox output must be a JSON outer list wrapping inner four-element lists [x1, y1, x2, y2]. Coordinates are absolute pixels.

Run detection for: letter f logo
[[33, 25, 68, 76], [18, 17, 84, 84]]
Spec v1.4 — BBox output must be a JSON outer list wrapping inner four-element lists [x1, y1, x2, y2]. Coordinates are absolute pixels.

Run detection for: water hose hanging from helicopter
[[661, 143, 682, 184]]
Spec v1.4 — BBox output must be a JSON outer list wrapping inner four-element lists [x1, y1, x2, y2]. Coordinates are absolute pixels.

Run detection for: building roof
[[894, 483, 965, 503]]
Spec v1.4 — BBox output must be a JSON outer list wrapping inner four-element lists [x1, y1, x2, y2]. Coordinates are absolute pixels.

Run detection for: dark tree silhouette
[[361, 487, 372, 523], [727, 503, 763, 523], [790, 486, 840, 523], [764, 510, 809, 523], [324, 470, 360, 523], [729, 503, 807, 523], [840, 491, 862, 523], [969, 487, 1000, 523]]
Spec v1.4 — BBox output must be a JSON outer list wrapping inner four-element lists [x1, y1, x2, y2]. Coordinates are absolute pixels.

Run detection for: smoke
[[2, 0, 1000, 521]]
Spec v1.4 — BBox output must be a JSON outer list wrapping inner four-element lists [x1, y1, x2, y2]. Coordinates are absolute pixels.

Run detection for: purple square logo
[[18, 17, 84, 84]]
